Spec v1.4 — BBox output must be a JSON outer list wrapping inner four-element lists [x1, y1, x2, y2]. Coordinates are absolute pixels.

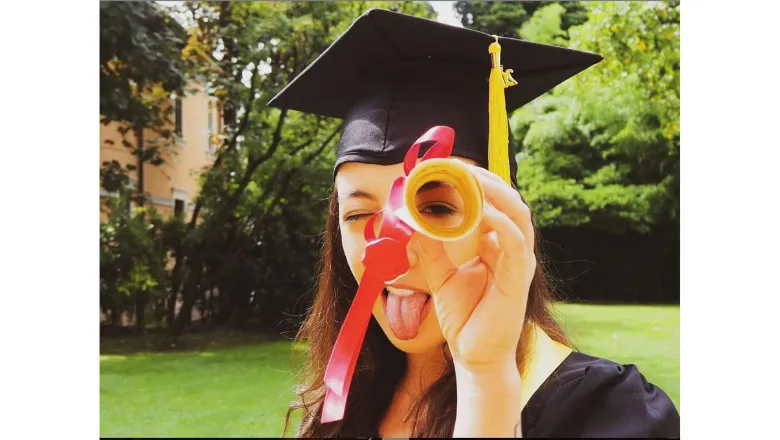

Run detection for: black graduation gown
[[369, 351, 679, 438], [520, 352, 680, 438]]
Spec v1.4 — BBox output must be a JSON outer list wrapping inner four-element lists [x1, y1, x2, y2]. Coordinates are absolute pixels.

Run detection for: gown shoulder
[[521, 351, 680, 438]]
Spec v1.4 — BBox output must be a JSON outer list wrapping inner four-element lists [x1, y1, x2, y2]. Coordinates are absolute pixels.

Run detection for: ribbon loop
[[362, 238, 410, 280]]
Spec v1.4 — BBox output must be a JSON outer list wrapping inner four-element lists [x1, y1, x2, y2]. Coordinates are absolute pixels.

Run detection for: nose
[[385, 236, 434, 291], [406, 239, 420, 268]]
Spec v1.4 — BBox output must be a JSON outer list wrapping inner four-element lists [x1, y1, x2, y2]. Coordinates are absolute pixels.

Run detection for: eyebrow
[[417, 180, 450, 193], [338, 189, 379, 203]]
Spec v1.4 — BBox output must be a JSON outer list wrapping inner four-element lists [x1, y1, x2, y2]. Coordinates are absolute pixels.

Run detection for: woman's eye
[[419, 203, 456, 216], [344, 213, 370, 223]]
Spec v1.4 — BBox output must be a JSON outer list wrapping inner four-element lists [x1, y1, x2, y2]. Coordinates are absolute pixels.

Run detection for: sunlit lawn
[[100, 304, 679, 438], [555, 303, 680, 409]]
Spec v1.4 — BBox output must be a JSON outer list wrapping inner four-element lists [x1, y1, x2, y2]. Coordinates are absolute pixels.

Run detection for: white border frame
[[4, 1, 780, 439]]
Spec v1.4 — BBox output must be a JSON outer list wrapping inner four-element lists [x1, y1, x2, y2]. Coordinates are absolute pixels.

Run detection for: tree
[[454, 1, 588, 39], [453, 2, 680, 303], [100, 184, 170, 332], [165, 1, 436, 334], [517, 3, 568, 46], [511, 1, 680, 234], [100, 1, 201, 331], [99, 1, 195, 203]]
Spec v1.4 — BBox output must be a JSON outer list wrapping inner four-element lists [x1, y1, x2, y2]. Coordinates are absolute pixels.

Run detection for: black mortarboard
[[268, 8, 601, 186]]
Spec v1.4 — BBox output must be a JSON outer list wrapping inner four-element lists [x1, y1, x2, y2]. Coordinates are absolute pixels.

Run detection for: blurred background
[[99, 1, 679, 437]]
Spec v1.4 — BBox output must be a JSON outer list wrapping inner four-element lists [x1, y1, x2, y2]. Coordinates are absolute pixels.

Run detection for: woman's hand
[[416, 165, 536, 372]]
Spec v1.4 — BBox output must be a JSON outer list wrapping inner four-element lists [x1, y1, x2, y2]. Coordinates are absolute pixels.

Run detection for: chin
[[388, 337, 446, 354]]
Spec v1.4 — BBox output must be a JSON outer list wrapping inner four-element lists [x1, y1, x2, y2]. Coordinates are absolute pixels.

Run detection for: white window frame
[[207, 99, 215, 152], [172, 188, 189, 214]]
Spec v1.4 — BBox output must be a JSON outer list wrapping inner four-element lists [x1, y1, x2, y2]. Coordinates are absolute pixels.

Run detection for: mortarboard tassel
[[486, 40, 575, 409], [487, 36, 518, 186]]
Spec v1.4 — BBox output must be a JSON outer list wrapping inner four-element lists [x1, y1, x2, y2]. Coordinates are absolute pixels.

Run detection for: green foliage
[[159, 1, 436, 331], [100, 2, 681, 331], [509, 2, 679, 233], [557, 2, 589, 31], [455, 1, 588, 39], [518, 3, 568, 46], [100, 1, 198, 206], [100, 160, 133, 194], [100, 190, 170, 328], [454, 1, 679, 233], [455, 1, 531, 38], [100, 1, 192, 128]]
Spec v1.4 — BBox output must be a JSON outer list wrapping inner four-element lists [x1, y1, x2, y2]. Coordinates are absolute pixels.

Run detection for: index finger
[[468, 165, 535, 251]]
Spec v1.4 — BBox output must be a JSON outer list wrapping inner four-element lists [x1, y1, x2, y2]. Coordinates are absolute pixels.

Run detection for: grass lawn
[[100, 303, 679, 438], [555, 303, 680, 408]]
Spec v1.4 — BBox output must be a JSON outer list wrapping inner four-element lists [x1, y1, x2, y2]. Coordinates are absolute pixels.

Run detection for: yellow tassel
[[487, 36, 517, 185]]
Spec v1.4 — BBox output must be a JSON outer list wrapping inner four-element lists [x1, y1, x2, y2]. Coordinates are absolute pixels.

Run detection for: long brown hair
[[283, 186, 571, 437]]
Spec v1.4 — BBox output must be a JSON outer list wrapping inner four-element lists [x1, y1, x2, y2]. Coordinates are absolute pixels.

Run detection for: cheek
[[340, 224, 366, 282]]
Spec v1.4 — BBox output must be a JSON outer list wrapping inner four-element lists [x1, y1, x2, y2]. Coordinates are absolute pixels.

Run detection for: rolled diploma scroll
[[394, 157, 485, 242]]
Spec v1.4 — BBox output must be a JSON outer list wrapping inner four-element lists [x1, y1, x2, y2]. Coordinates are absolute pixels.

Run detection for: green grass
[[555, 303, 680, 409], [100, 304, 679, 437]]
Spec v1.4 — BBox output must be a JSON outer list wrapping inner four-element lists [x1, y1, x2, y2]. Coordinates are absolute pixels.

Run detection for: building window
[[126, 178, 137, 214], [174, 98, 183, 137], [174, 199, 185, 217], [207, 100, 214, 150]]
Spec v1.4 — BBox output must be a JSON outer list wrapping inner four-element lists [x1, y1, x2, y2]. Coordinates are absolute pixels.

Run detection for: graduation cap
[[268, 8, 602, 186]]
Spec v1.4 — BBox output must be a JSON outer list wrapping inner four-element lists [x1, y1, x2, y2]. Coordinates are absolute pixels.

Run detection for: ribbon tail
[[321, 386, 348, 424], [322, 329, 366, 424], [321, 274, 385, 423]]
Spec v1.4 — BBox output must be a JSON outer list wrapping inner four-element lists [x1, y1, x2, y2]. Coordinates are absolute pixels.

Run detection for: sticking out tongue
[[385, 290, 430, 340]]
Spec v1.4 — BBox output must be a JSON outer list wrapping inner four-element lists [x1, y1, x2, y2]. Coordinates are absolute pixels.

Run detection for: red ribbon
[[320, 126, 455, 423]]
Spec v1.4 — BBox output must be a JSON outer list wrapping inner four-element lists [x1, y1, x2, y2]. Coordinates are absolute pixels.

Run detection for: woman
[[270, 9, 680, 438]]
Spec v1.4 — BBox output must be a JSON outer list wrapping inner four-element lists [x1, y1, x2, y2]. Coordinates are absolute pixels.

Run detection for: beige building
[[100, 86, 220, 220]]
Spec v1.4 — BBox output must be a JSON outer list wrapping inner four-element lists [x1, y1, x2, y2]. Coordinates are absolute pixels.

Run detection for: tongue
[[386, 291, 429, 340]]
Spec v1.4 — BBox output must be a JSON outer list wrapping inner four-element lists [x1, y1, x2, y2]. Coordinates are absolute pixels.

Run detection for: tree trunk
[[166, 290, 178, 328], [111, 305, 121, 328], [166, 241, 187, 331], [135, 292, 146, 333], [172, 256, 204, 335], [225, 283, 251, 330], [204, 289, 216, 325], [136, 126, 145, 207], [172, 287, 195, 336]]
